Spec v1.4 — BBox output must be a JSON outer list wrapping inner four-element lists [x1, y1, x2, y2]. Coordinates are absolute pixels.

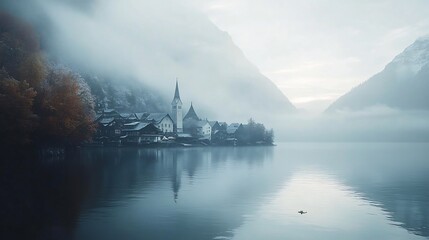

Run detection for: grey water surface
[[3, 143, 429, 240]]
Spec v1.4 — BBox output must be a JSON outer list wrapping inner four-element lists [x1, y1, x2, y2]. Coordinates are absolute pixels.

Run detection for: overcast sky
[[196, 0, 429, 112]]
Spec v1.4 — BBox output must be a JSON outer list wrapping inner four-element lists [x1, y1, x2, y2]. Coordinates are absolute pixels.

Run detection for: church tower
[[171, 80, 183, 133]]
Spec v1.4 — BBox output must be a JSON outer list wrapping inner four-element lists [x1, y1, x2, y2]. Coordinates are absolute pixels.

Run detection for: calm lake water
[[2, 143, 429, 240]]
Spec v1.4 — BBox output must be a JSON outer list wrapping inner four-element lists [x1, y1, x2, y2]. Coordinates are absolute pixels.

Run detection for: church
[[171, 81, 211, 141]]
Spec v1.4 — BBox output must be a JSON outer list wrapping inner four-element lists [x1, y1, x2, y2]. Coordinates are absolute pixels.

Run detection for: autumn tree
[[1, 12, 96, 148], [0, 12, 43, 147], [34, 68, 96, 145]]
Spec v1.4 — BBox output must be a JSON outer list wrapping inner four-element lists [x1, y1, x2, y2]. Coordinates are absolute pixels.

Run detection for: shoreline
[[80, 142, 275, 149]]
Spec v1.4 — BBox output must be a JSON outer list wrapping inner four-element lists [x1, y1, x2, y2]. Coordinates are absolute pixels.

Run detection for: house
[[183, 103, 211, 140], [195, 120, 211, 140], [94, 117, 122, 140], [143, 113, 174, 134], [102, 109, 122, 119], [121, 122, 163, 145], [227, 123, 243, 136], [209, 121, 227, 143], [209, 121, 225, 135], [208, 121, 220, 131], [135, 112, 148, 121], [120, 113, 139, 123], [183, 119, 211, 140], [91, 82, 257, 147]]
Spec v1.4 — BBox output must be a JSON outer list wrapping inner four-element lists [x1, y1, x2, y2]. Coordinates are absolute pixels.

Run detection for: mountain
[[327, 36, 429, 112], [0, 0, 295, 120]]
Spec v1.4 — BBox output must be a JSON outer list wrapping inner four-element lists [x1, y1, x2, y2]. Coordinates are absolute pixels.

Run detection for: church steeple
[[174, 79, 180, 100], [171, 79, 182, 105], [171, 79, 183, 133]]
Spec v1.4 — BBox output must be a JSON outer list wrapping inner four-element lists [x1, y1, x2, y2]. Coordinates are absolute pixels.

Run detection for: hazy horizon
[[201, 0, 429, 112]]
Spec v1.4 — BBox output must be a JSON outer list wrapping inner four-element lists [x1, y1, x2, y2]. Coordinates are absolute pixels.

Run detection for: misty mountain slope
[[82, 73, 169, 112], [1, 0, 295, 120], [327, 36, 429, 112]]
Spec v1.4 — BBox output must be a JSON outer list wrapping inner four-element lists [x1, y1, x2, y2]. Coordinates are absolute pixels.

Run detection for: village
[[91, 81, 274, 147]]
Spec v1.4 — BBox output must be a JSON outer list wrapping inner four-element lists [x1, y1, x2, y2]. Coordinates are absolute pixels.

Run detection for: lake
[[2, 143, 429, 240]]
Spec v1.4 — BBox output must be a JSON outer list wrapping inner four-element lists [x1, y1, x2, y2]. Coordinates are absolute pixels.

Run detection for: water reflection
[[229, 171, 426, 240], [1, 144, 428, 240]]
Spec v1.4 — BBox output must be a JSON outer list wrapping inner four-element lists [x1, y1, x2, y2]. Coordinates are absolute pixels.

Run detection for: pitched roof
[[123, 121, 140, 127], [122, 122, 151, 132], [120, 113, 131, 118], [127, 113, 138, 120], [208, 121, 218, 127], [184, 103, 200, 121], [95, 114, 102, 121], [227, 123, 242, 134], [144, 113, 171, 123], [98, 117, 115, 125], [196, 120, 210, 128], [103, 109, 116, 113], [184, 119, 209, 129], [135, 112, 147, 120]]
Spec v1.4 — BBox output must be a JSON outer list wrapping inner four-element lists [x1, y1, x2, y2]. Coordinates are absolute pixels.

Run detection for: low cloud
[[1, 0, 294, 122]]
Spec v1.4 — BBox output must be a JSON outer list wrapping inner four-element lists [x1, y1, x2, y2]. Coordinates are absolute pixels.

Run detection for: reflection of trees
[[1, 146, 275, 239], [0, 156, 89, 240]]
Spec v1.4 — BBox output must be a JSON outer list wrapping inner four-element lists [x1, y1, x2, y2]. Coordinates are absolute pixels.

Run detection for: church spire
[[174, 78, 181, 100], [171, 79, 183, 133]]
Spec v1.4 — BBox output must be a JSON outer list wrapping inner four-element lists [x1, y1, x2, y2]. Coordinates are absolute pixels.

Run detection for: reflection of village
[[92, 81, 273, 147], [82, 147, 273, 204]]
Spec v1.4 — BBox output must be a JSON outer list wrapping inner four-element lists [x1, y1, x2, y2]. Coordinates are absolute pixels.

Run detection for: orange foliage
[[17, 52, 46, 87], [35, 70, 96, 145], [0, 12, 96, 147]]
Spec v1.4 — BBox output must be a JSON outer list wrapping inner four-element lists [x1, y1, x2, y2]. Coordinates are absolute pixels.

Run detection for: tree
[[0, 13, 97, 148], [0, 70, 37, 146], [264, 129, 274, 144], [0, 12, 43, 147], [34, 69, 96, 145]]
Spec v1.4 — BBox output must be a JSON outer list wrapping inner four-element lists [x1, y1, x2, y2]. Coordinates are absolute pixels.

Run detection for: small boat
[[298, 210, 307, 214]]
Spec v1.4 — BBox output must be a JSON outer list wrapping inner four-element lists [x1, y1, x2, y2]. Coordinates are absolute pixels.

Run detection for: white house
[[195, 120, 211, 140], [144, 113, 174, 133]]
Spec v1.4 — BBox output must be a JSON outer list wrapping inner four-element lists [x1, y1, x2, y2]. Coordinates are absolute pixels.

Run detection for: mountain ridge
[[327, 36, 429, 112]]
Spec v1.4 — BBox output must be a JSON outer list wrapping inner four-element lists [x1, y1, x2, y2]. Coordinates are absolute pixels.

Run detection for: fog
[[1, 0, 429, 142], [0, 0, 294, 121], [272, 107, 429, 142]]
